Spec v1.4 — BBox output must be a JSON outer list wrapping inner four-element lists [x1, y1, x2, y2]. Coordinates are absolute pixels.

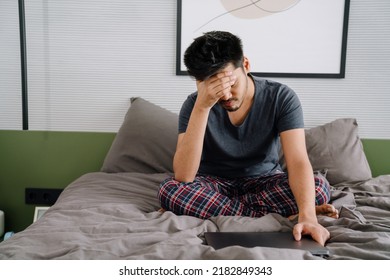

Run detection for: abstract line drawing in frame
[[176, 0, 350, 78]]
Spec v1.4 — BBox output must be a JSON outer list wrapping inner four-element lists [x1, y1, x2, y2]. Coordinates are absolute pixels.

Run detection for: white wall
[[1, 0, 389, 138]]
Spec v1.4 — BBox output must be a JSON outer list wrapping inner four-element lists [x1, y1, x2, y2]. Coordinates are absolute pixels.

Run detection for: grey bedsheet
[[0, 172, 389, 259]]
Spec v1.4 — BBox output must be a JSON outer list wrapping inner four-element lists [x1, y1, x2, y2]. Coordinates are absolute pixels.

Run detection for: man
[[158, 31, 338, 245]]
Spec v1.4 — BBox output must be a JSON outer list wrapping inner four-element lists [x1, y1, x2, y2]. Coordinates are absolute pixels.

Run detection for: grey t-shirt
[[178, 76, 304, 178]]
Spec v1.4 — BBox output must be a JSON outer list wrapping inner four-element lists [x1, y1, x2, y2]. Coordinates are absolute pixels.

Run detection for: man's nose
[[220, 92, 232, 100]]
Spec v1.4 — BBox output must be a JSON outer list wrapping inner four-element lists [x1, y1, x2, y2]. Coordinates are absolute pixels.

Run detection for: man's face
[[217, 63, 250, 112]]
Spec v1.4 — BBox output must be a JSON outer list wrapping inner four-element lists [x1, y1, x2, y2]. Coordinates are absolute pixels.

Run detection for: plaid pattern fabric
[[158, 172, 330, 219]]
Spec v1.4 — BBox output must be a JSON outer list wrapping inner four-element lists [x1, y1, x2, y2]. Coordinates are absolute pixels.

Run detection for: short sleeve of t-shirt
[[274, 84, 304, 133]]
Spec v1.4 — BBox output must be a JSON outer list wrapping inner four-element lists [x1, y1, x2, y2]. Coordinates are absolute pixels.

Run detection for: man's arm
[[173, 108, 209, 182], [173, 72, 237, 182], [280, 128, 330, 246]]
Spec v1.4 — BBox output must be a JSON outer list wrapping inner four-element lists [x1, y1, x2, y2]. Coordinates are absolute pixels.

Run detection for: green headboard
[[0, 130, 389, 233]]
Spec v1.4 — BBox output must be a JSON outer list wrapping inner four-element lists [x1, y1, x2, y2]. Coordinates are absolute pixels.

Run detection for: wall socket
[[25, 188, 63, 205]]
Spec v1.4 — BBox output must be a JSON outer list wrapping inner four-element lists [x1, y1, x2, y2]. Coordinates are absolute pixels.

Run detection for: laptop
[[204, 231, 330, 257]]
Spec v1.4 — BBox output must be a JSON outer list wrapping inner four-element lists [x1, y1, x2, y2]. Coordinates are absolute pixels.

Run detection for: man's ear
[[243, 56, 251, 74]]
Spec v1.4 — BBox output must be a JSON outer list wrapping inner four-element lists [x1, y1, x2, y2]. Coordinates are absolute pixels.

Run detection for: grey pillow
[[305, 118, 372, 185], [101, 97, 178, 173]]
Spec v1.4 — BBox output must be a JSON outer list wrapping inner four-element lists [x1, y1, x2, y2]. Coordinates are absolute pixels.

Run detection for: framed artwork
[[176, 0, 350, 78], [33, 206, 50, 222]]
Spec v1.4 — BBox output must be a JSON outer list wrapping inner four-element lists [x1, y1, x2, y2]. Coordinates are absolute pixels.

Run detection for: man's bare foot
[[315, 204, 339, 219], [288, 204, 339, 220]]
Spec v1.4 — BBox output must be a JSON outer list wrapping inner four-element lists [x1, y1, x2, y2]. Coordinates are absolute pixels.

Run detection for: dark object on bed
[[0, 97, 389, 260], [204, 232, 330, 257]]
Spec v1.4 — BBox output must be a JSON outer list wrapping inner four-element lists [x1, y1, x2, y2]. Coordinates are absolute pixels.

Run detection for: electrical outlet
[[25, 188, 63, 205]]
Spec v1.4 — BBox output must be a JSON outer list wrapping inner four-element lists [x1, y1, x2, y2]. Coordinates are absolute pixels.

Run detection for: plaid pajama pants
[[158, 172, 330, 219]]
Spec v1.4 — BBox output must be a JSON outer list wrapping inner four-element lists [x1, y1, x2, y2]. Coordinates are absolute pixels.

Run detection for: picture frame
[[176, 0, 350, 78], [33, 206, 50, 222]]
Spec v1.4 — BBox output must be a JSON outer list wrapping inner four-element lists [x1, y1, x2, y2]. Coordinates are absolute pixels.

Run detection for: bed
[[0, 97, 389, 260]]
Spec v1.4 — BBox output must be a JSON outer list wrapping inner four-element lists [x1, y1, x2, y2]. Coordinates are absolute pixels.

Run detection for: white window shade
[[25, 0, 184, 132], [0, 1, 22, 130]]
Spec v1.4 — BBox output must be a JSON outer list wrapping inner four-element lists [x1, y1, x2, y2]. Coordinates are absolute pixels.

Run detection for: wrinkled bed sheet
[[0, 172, 389, 259]]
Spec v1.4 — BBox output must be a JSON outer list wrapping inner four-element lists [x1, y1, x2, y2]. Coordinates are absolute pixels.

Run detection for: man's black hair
[[183, 31, 244, 81]]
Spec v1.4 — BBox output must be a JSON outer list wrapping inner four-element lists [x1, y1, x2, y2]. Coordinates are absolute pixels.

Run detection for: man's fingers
[[196, 71, 237, 108], [293, 222, 330, 246], [292, 223, 302, 241], [211, 77, 236, 99], [212, 75, 236, 90], [310, 231, 325, 246], [214, 71, 233, 79]]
